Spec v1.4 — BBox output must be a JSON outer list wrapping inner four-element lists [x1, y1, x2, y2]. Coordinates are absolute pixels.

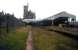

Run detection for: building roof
[[45, 11, 76, 20], [22, 19, 41, 23]]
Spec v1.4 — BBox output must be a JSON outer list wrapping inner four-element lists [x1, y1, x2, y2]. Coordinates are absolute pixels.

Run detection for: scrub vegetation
[[32, 27, 78, 50], [0, 27, 28, 50]]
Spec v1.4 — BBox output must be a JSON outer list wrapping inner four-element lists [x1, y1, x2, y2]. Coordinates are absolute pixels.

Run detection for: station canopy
[[45, 11, 76, 20], [22, 19, 42, 23]]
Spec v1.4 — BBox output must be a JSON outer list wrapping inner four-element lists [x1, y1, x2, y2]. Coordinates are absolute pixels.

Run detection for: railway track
[[32, 27, 78, 50], [26, 26, 78, 50], [43, 26, 78, 40]]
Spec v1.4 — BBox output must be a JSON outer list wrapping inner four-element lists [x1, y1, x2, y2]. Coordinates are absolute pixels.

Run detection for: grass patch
[[32, 27, 78, 50], [5, 32, 27, 50], [0, 27, 28, 50]]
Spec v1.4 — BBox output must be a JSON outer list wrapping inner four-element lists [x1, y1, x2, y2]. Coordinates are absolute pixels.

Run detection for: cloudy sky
[[0, 0, 78, 20]]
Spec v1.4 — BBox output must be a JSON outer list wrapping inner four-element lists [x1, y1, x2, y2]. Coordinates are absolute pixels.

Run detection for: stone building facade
[[23, 5, 35, 19]]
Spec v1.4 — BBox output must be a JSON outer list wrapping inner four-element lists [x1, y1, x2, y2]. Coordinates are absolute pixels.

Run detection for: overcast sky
[[0, 0, 78, 20]]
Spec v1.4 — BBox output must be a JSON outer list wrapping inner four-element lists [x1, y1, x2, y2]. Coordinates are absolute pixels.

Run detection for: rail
[[44, 26, 78, 40]]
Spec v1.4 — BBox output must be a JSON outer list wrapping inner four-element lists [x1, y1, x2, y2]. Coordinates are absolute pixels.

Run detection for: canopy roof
[[45, 11, 76, 20]]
